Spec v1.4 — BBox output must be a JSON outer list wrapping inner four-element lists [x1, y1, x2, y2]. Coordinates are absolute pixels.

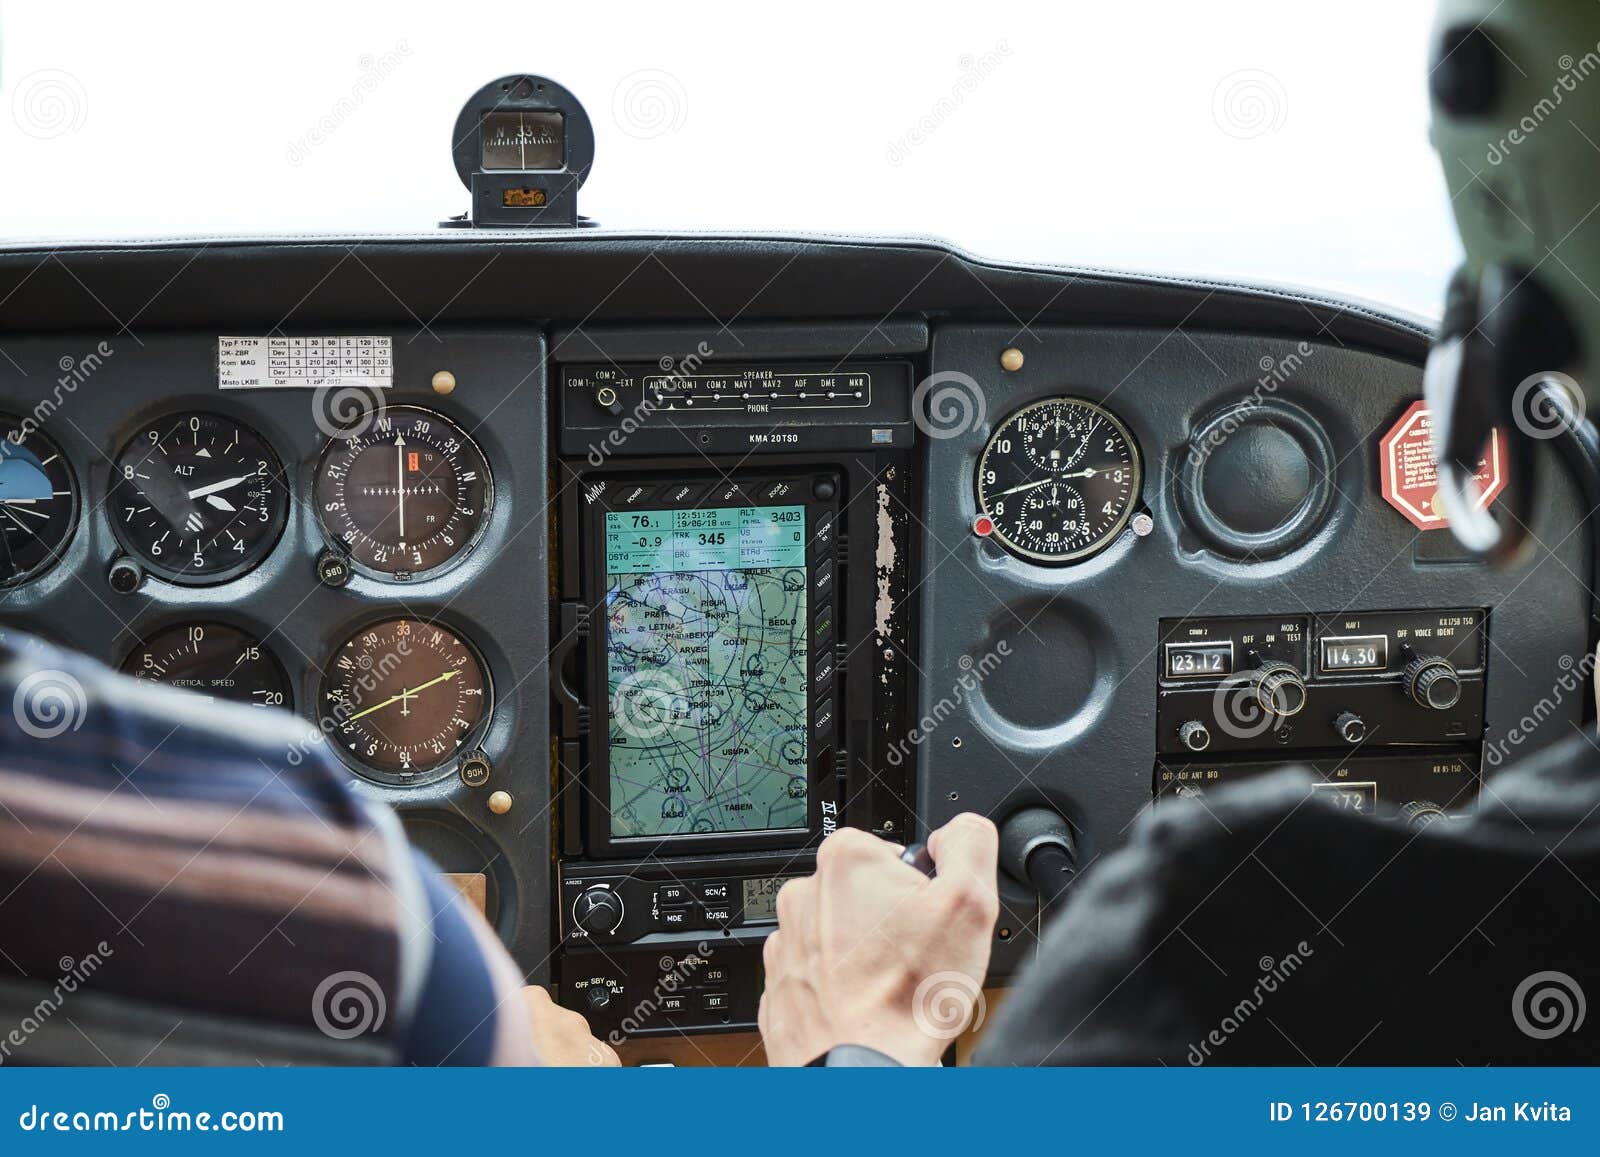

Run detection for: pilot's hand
[[522, 986, 621, 1066], [759, 813, 999, 1067]]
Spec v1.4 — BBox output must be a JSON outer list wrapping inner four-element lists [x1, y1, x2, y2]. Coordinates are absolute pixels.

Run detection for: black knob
[[1178, 720, 1211, 752], [998, 807, 1078, 913], [1254, 661, 1307, 717], [584, 984, 615, 1012], [1334, 711, 1367, 744], [574, 887, 624, 936], [107, 556, 143, 595], [1405, 656, 1462, 711]]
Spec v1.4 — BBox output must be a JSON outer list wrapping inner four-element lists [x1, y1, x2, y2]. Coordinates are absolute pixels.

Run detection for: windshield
[[0, 1, 1457, 318]]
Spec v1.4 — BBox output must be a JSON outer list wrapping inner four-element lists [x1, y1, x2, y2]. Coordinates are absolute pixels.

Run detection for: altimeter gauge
[[110, 412, 288, 584]]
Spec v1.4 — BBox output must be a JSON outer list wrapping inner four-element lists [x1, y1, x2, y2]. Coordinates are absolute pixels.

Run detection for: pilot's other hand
[[759, 813, 999, 1066], [523, 985, 621, 1066]]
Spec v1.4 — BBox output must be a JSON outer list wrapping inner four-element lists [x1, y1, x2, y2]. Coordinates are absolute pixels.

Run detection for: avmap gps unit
[[581, 474, 839, 857]]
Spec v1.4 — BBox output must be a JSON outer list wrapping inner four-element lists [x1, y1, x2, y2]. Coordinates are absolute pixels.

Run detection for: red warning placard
[[1378, 400, 1505, 531]]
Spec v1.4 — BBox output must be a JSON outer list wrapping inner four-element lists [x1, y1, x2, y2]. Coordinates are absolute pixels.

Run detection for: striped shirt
[[0, 629, 534, 1066]]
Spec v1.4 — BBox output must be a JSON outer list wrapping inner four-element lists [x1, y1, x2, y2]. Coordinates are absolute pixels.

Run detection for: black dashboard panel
[[916, 323, 1591, 976], [0, 235, 1589, 1034], [0, 327, 553, 971]]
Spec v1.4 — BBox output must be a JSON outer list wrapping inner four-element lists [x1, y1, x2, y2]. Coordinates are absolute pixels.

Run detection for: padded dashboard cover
[[0, 231, 1433, 355]]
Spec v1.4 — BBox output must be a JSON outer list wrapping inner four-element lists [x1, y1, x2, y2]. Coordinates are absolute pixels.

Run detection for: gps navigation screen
[[604, 504, 810, 839]]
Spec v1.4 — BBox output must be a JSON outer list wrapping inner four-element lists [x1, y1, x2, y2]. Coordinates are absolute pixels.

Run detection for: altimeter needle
[[343, 669, 460, 723], [994, 468, 1097, 497]]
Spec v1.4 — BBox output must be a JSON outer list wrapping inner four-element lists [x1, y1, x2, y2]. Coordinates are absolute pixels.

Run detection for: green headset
[[1427, 0, 1598, 561]]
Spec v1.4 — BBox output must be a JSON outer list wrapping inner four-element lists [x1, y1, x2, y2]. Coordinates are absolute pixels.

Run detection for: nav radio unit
[[550, 355, 916, 1038]]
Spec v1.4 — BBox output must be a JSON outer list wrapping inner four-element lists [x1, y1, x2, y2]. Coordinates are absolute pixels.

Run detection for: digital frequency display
[[1165, 641, 1234, 680], [1320, 635, 1389, 672], [741, 875, 798, 924], [605, 505, 809, 839]]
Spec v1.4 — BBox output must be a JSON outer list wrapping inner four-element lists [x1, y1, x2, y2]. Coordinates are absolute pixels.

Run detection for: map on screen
[[604, 504, 809, 838]]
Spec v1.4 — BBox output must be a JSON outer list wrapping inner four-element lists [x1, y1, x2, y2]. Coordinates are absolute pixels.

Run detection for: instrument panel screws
[[487, 790, 513, 815], [1131, 512, 1154, 537], [431, 370, 457, 395], [999, 347, 1025, 372]]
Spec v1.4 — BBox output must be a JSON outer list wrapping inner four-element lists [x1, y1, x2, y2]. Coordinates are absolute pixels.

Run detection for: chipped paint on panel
[[875, 480, 898, 638]]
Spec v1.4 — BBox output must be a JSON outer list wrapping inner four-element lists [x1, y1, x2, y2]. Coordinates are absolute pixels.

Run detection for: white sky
[[0, 0, 1460, 319]]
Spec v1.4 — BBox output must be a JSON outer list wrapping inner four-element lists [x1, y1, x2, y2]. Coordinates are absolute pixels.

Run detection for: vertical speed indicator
[[975, 397, 1142, 564]]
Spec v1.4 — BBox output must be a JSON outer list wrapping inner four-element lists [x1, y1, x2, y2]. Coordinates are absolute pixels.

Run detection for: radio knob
[[1334, 711, 1367, 744], [1405, 655, 1462, 711], [1178, 720, 1212, 752], [1253, 661, 1307, 717], [584, 984, 616, 1012], [574, 887, 625, 936]]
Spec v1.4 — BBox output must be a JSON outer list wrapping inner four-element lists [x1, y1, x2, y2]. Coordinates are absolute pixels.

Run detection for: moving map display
[[604, 504, 809, 838]]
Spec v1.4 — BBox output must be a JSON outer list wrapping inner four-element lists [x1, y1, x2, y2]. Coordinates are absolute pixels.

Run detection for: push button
[[811, 602, 834, 649], [813, 650, 836, 690], [701, 966, 728, 985], [609, 483, 656, 508], [813, 698, 835, 740], [811, 512, 836, 553], [660, 995, 689, 1015], [659, 907, 694, 929], [698, 882, 730, 902], [657, 884, 692, 906], [709, 481, 749, 506], [760, 479, 799, 502], [702, 904, 735, 925], [813, 566, 834, 601], [701, 992, 731, 1013], [660, 481, 704, 505]]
